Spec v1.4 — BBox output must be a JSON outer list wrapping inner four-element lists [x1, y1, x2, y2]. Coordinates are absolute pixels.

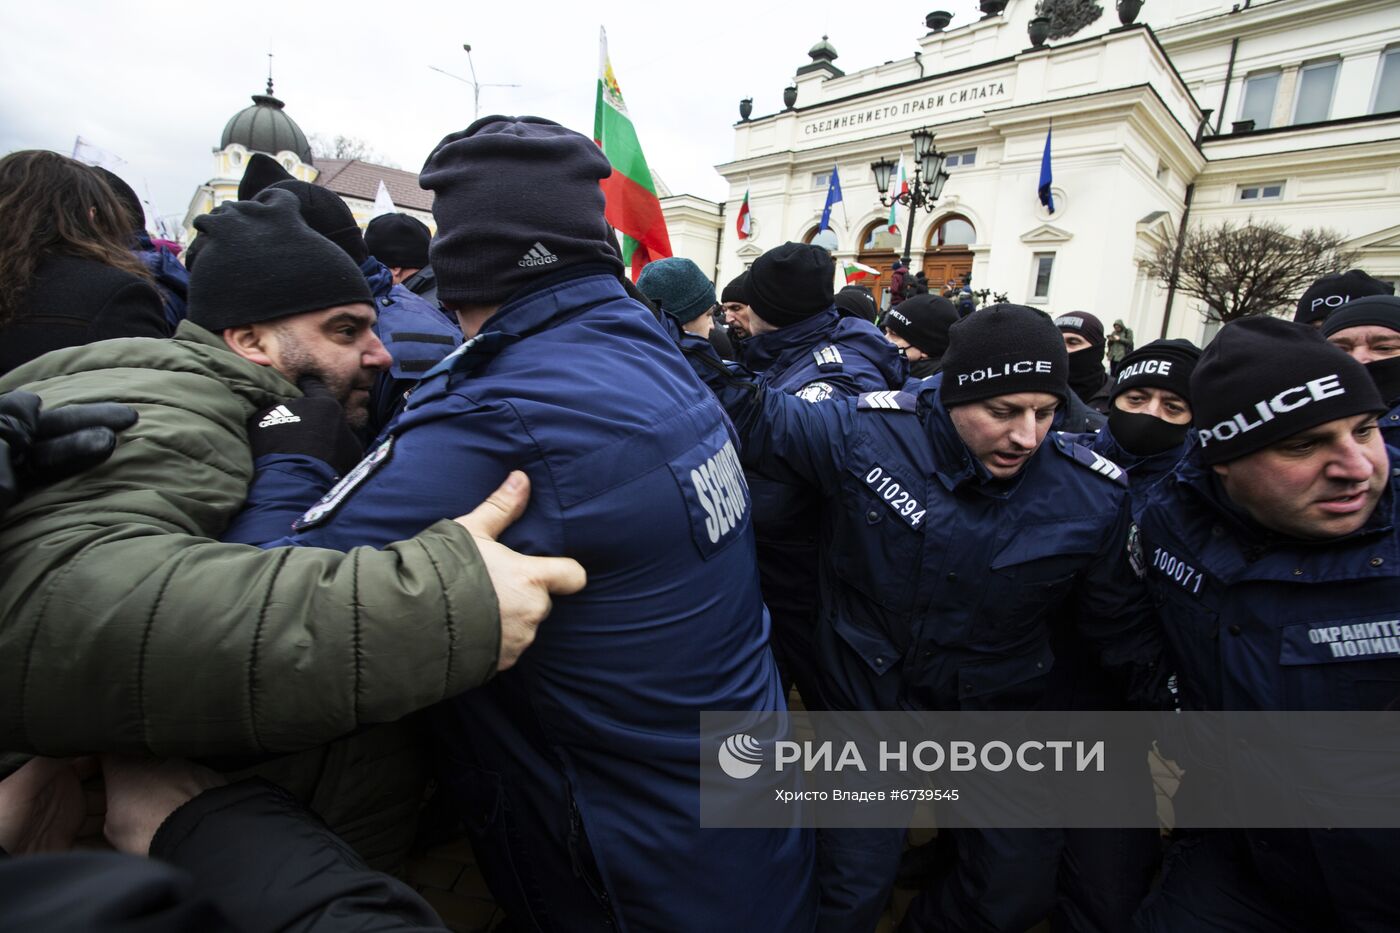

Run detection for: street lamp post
[[870, 128, 950, 266]]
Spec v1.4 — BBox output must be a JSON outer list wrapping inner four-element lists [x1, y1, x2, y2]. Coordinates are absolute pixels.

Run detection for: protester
[[889, 259, 908, 307], [0, 189, 584, 872], [365, 211, 438, 305], [95, 167, 191, 330], [1322, 294, 1400, 444], [721, 269, 754, 340], [681, 303, 1168, 933], [241, 116, 816, 931], [1292, 268, 1394, 328], [0, 150, 170, 376], [1106, 318, 1134, 375], [1133, 316, 1399, 932], [237, 153, 461, 437], [882, 293, 958, 379]]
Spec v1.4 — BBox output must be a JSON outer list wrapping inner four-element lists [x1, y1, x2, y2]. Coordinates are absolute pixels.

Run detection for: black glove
[[247, 377, 364, 476], [0, 391, 140, 513]]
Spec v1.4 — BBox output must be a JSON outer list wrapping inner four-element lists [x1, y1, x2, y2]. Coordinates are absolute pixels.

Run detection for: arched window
[[929, 215, 975, 248], [860, 221, 901, 252]]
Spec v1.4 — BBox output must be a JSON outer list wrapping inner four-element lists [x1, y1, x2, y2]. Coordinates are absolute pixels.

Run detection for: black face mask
[[1108, 407, 1190, 457], [1067, 346, 1107, 399], [1365, 355, 1400, 405]]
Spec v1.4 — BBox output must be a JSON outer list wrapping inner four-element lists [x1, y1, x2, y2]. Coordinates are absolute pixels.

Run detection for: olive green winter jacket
[[0, 323, 500, 866]]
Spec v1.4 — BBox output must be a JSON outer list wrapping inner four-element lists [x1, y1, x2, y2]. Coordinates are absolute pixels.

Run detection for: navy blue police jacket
[[1382, 396, 1400, 447], [269, 271, 816, 933], [1133, 443, 1400, 927], [689, 345, 1168, 712], [739, 309, 906, 666], [362, 258, 461, 436]]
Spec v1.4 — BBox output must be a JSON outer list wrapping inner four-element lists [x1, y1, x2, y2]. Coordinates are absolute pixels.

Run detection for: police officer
[[683, 304, 1167, 933], [365, 211, 440, 308], [264, 116, 816, 933], [1322, 294, 1400, 445], [1133, 316, 1399, 931], [1292, 268, 1393, 328], [734, 242, 906, 710], [881, 294, 958, 379], [1056, 311, 1112, 422], [238, 154, 461, 437], [1050, 338, 1200, 933]]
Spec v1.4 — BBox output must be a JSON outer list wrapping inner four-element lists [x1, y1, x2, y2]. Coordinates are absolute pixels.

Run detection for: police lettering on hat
[[939, 304, 1069, 408], [1293, 269, 1394, 326], [1111, 338, 1200, 403], [1190, 316, 1384, 465]]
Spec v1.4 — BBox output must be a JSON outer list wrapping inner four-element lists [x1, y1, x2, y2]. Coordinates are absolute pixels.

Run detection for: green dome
[[220, 84, 313, 164]]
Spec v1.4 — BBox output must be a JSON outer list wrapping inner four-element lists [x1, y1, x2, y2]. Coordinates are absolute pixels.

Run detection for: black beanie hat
[[1191, 316, 1385, 465], [187, 188, 372, 332], [1054, 310, 1105, 348], [1111, 338, 1202, 402], [1295, 270, 1394, 326], [365, 212, 431, 269], [237, 152, 295, 200], [721, 271, 751, 305], [266, 180, 369, 265], [747, 242, 835, 328], [834, 285, 878, 323], [94, 167, 143, 231], [420, 115, 622, 306], [940, 304, 1069, 408], [885, 294, 958, 357], [636, 257, 715, 324], [1320, 295, 1400, 339]]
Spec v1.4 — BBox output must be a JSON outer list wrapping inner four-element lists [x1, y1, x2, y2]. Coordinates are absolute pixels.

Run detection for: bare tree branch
[[1145, 219, 1358, 323], [307, 133, 400, 169]]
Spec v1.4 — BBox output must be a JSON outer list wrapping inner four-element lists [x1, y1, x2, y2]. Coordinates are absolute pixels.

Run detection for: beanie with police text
[[939, 304, 1069, 408], [885, 294, 958, 358], [1294, 269, 1394, 326], [1111, 338, 1201, 402], [1191, 316, 1384, 465]]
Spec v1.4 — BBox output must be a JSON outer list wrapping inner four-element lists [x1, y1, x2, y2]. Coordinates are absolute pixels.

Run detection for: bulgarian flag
[[886, 156, 909, 234], [736, 188, 752, 239], [595, 27, 672, 279], [844, 260, 880, 283]]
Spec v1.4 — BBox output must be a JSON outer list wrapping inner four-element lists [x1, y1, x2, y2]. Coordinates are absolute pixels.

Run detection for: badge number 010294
[[864, 464, 926, 528]]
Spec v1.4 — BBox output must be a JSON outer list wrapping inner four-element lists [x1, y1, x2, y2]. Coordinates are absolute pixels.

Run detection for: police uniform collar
[[740, 307, 840, 372], [360, 256, 395, 301], [476, 269, 629, 339]]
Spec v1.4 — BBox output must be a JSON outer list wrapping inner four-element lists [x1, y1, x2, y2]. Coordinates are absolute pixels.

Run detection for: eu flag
[[820, 164, 843, 231], [1038, 125, 1055, 213]]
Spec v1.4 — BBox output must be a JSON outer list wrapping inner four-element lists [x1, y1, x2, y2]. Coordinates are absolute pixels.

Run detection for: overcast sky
[[1, 0, 982, 230]]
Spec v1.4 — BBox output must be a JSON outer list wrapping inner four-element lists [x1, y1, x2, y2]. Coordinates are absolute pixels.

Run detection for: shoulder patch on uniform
[[857, 390, 917, 412], [292, 436, 395, 531], [813, 345, 844, 372], [795, 381, 836, 403], [1053, 435, 1128, 486]]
